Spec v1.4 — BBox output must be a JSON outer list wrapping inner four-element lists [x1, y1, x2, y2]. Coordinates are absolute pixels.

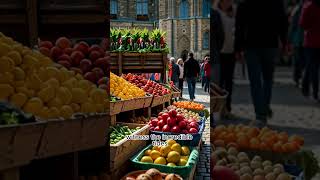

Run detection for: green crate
[[130, 144, 199, 179]]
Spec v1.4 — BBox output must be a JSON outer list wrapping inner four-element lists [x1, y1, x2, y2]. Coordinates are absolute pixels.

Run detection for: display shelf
[[110, 52, 168, 83]]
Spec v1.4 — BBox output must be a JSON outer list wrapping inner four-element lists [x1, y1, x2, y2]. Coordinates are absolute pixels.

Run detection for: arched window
[[179, 0, 189, 18], [202, 0, 210, 17], [110, 0, 118, 19], [203, 32, 209, 49], [137, 0, 149, 20]]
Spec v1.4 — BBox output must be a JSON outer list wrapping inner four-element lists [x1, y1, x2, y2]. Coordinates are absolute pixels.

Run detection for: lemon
[[166, 151, 180, 164], [160, 145, 171, 157], [167, 139, 176, 147], [154, 157, 166, 165], [150, 150, 161, 160], [178, 159, 187, 166], [140, 156, 153, 163], [171, 143, 182, 154], [144, 149, 152, 156], [181, 146, 190, 156], [167, 163, 176, 167], [152, 146, 160, 151], [181, 156, 189, 161]]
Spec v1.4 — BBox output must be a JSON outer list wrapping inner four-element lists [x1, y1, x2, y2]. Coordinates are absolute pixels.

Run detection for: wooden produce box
[[109, 123, 149, 171], [110, 101, 124, 116], [0, 121, 45, 171], [121, 95, 153, 112], [150, 93, 172, 107], [110, 52, 168, 82]]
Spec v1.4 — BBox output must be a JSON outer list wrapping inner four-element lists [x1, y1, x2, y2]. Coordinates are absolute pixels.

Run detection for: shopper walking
[[184, 53, 200, 101], [204, 56, 211, 93], [177, 58, 184, 96], [300, 0, 320, 101], [170, 57, 180, 88], [288, 0, 305, 87], [216, 0, 236, 115], [235, 0, 288, 126], [200, 60, 206, 88]]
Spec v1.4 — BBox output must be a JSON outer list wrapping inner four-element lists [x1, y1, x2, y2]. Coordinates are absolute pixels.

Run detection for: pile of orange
[[212, 124, 304, 154], [173, 101, 205, 110]]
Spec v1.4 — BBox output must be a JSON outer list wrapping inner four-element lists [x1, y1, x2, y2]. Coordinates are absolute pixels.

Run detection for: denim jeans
[[302, 48, 320, 99], [186, 77, 197, 100], [245, 48, 278, 121]]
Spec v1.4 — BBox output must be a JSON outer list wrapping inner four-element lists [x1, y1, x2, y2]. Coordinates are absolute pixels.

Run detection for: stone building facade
[[110, 0, 210, 60]]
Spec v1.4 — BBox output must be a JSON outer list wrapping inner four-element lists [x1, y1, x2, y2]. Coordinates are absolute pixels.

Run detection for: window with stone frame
[[202, 0, 210, 17], [179, 0, 189, 18], [203, 31, 209, 49], [137, 0, 149, 21], [110, 0, 118, 19]]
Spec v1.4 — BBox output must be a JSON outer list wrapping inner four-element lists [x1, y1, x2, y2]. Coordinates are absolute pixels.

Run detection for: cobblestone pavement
[[182, 83, 211, 180], [217, 66, 320, 179]]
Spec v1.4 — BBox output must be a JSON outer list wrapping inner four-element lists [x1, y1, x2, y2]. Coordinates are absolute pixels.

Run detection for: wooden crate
[[0, 122, 45, 171], [109, 123, 149, 171], [36, 117, 82, 159], [111, 52, 168, 82], [121, 96, 152, 112], [110, 101, 124, 116], [79, 113, 109, 151], [150, 93, 172, 107]]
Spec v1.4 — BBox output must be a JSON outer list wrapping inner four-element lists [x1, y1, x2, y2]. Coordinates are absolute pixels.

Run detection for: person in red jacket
[[300, 0, 320, 101], [204, 56, 211, 93]]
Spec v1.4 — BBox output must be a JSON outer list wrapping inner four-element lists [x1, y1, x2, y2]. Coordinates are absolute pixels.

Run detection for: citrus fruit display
[[110, 72, 146, 100], [139, 140, 191, 167], [212, 124, 304, 153], [173, 101, 205, 111], [0, 33, 107, 119]]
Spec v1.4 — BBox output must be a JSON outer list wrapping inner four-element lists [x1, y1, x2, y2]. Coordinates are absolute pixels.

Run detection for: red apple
[[178, 121, 187, 129], [89, 44, 105, 55], [154, 126, 161, 131], [167, 117, 176, 127], [74, 41, 89, 55], [89, 50, 102, 62], [57, 54, 71, 63], [168, 109, 177, 117], [176, 114, 184, 122], [79, 59, 92, 73], [161, 113, 169, 122], [58, 60, 71, 68], [150, 119, 158, 127], [71, 51, 85, 66], [157, 120, 165, 128], [171, 126, 181, 133], [212, 166, 240, 180], [181, 129, 189, 134], [63, 48, 73, 55], [189, 122, 199, 130], [39, 41, 53, 49], [39, 47, 50, 57], [150, 127, 155, 131], [158, 112, 164, 116], [84, 72, 96, 83], [92, 67, 104, 80], [162, 125, 171, 132], [94, 57, 108, 71], [189, 128, 198, 134], [50, 47, 63, 60], [55, 37, 71, 49]]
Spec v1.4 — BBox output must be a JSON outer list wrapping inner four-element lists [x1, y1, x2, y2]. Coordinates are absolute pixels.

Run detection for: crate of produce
[[130, 144, 199, 179], [36, 116, 82, 158], [121, 170, 183, 180], [80, 113, 109, 150], [149, 118, 205, 146], [0, 122, 45, 170], [151, 93, 172, 107], [110, 123, 150, 171], [110, 100, 124, 116]]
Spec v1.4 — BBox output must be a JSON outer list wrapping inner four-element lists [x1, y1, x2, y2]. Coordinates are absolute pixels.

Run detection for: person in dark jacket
[[300, 0, 320, 101], [234, 0, 288, 127], [184, 53, 200, 101], [170, 57, 180, 88]]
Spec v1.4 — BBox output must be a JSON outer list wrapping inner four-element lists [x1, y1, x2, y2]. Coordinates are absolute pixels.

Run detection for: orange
[[224, 133, 236, 144], [278, 132, 289, 143], [259, 142, 269, 151], [237, 136, 249, 149], [289, 135, 304, 146], [247, 127, 260, 138], [272, 142, 283, 153], [213, 140, 225, 147], [250, 138, 260, 150], [226, 142, 239, 150]]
